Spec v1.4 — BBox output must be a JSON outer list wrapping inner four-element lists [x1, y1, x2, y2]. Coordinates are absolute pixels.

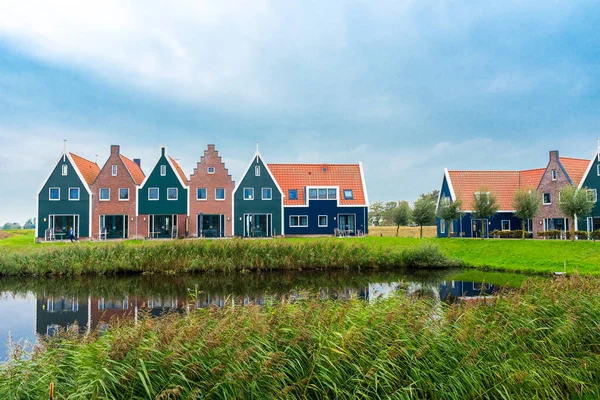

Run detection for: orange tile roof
[[120, 154, 145, 185], [268, 164, 366, 206], [69, 153, 100, 185], [519, 168, 545, 189], [559, 157, 589, 186], [169, 156, 188, 184]]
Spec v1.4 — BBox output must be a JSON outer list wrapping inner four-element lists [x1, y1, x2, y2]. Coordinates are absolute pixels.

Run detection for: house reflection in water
[[36, 295, 89, 336], [438, 281, 499, 302], [89, 296, 137, 333]]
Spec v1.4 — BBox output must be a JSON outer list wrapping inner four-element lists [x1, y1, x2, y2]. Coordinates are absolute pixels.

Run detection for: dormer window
[[288, 189, 298, 200], [308, 189, 318, 199], [318, 189, 327, 199], [255, 166, 260, 176], [208, 167, 215, 174], [343, 189, 354, 200], [62, 165, 68, 176], [327, 189, 336, 199], [112, 165, 117, 176], [551, 169, 556, 181], [160, 165, 166, 176]]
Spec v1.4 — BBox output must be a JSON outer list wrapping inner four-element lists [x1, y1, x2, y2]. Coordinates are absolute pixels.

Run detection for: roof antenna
[[63, 139, 67, 162]]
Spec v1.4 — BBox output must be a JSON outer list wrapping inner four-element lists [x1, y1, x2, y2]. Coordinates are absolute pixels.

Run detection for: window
[[501, 220, 510, 231], [99, 188, 110, 201], [440, 219, 446, 234], [197, 188, 207, 200], [262, 188, 272, 200], [551, 169, 557, 181], [318, 189, 327, 199], [343, 189, 354, 200], [148, 188, 159, 200], [526, 219, 533, 233], [167, 188, 178, 200], [208, 167, 215, 174], [119, 188, 129, 201], [244, 188, 254, 200], [309, 189, 318, 199], [255, 166, 260, 176], [112, 165, 117, 176], [49, 187, 60, 200], [288, 189, 298, 200], [327, 189, 336, 199], [69, 187, 80, 201], [215, 188, 225, 200], [318, 215, 328, 227], [290, 215, 308, 227], [62, 165, 68, 176], [587, 189, 597, 203], [160, 165, 166, 176], [543, 193, 551, 205], [597, 164, 600, 176]]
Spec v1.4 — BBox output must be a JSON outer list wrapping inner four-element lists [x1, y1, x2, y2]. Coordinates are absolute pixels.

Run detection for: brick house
[[188, 145, 235, 237], [90, 145, 145, 239], [532, 150, 588, 237]]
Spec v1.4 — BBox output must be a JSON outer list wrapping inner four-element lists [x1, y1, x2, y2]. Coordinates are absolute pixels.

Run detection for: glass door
[[338, 214, 356, 234]]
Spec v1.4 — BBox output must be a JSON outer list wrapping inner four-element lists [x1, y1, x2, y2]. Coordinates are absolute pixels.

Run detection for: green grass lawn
[[3, 230, 600, 276]]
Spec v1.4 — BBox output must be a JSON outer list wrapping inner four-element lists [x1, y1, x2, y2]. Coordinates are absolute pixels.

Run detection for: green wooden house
[[137, 146, 189, 238], [232, 148, 284, 237], [577, 145, 600, 234], [36, 143, 100, 240]]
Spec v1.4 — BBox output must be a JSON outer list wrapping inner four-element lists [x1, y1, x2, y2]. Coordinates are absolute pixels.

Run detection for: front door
[[100, 215, 128, 239], [243, 214, 272, 237], [151, 215, 177, 238], [471, 219, 488, 238], [198, 214, 225, 237], [338, 214, 356, 234], [48, 215, 79, 240]]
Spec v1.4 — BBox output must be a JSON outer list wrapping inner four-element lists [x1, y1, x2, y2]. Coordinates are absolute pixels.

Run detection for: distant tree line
[[1, 218, 35, 230], [369, 190, 438, 238]]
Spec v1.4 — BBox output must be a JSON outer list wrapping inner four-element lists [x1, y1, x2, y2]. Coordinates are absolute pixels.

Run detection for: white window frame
[[501, 220, 510, 231], [587, 189, 597, 203], [112, 165, 118, 176], [255, 166, 260, 176], [262, 187, 272, 200], [167, 187, 178, 201], [160, 165, 167, 176], [148, 188, 159, 201], [597, 164, 600, 176], [551, 169, 557, 181], [440, 219, 446, 234], [290, 215, 308, 227], [196, 187, 207, 201], [99, 188, 110, 201], [243, 188, 254, 200], [119, 188, 129, 201], [61, 165, 68, 176], [49, 187, 60, 201], [327, 189, 337, 200], [207, 167, 215, 174], [343, 189, 354, 200], [318, 215, 328, 227], [543, 192, 551, 205], [68, 187, 80, 201], [215, 187, 226, 201], [308, 189, 318, 199], [474, 191, 491, 204]]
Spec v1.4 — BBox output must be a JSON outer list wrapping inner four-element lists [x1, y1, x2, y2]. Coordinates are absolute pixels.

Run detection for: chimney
[[133, 158, 141, 168], [549, 150, 559, 161], [110, 145, 120, 155], [160, 146, 167, 157]]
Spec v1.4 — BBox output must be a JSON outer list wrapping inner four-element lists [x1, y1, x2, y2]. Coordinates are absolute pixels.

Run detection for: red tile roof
[[559, 157, 589, 187], [120, 155, 145, 185], [69, 153, 100, 185], [268, 164, 366, 206], [169, 156, 188, 184], [519, 168, 545, 189]]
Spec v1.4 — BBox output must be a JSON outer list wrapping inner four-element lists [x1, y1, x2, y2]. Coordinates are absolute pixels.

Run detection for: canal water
[[0, 268, 531, 361]]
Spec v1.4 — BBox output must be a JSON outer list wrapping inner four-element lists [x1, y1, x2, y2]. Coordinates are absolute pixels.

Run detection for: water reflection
[[2, 268, 528, 360]]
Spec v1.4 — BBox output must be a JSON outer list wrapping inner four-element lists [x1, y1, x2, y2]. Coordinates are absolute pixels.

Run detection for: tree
[[420, 190, 439, 204], [472, 187, 499, 239], [558, 185, 594, 241], [23, 218, 36, 229], [392, 201, 412, 236], [381, 201, 398, 226], [412, 197, 436, 238], [369, 201, 384, 226], [512, 189, 540, 239], [436, 197, 462, 237], [1, 222, 22, 230]]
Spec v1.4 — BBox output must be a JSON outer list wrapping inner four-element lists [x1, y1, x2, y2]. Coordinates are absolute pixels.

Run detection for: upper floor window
[[543, 192, 551, 205], [244, 188, 254, 200], [318, 189, 327, 199], [61, 165, 68, 176], [197, 188, 207, 200], [288, 189, 298, 200], [148, 188, 159, 200], [160, 165, 166, 176], [112, 165, 117, 176], [262, 188, 272, 200], [551, 169, 557, 181], [587, 189, 597, 203], [597, 164, 600, 176], [99, 188, 110, 201], [49, 187, 60, 200], [69, 187, 80, 201], [343, 189, 354, 200], [119, 188, 129, 201], [167, 188, 178, 200], [215, 188, 225, 200], [207, 167, 215, 174], [308, 189, 318, 199], [327, 189, 336, 199], [255, 166, 260, 176]]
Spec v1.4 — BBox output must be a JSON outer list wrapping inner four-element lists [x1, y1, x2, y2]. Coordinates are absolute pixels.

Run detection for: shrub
[[490, 230, 530, 239], [401, 244, 461, 268], [565, 230, 589, 240], [538, 230, 562, 239]]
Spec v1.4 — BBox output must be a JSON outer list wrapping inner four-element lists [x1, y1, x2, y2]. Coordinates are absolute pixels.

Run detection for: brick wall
[[533, 150, 570, 237]]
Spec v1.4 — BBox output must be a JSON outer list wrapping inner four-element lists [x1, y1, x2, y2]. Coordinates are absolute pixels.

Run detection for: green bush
[[401, 244, 461, 268], [537, 230, 562, 239], [565, 230, 589, 240], [490, 230, 530, 239]]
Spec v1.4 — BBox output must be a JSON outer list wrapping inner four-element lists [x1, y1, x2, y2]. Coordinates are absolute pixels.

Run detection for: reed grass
[[0, 239, 460, 276], [1, 276, 599, 399]]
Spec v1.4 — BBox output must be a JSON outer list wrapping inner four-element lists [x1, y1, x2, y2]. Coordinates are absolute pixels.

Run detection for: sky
[[1, 0, 599, 224]]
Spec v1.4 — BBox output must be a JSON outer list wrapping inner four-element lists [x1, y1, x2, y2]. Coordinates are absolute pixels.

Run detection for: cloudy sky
[[1, 0, 599, 224]]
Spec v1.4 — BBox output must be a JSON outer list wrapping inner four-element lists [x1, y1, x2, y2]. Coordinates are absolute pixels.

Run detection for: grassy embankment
[[2, 276, 599, 399]]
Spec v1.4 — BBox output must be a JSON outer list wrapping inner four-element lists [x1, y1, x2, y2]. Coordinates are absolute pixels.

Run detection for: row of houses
[[436, 147, 600, 238], [36, 142, 369, 240]]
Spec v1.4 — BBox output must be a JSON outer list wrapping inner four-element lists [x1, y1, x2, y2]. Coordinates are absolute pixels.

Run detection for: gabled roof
[[169, 156, 188, 184], [559, 157, 588, 187], [268, 164, 367, 206], [69, 153, 100, 185], [120, 154, 145, 185], [519, 168, 545, 189]]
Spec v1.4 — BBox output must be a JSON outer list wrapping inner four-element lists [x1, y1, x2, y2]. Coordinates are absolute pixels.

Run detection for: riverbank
[[2, 276, 599, 399]]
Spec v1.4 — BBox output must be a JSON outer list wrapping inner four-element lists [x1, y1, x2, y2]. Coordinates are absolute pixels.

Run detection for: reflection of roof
[[69, 153, 100, 185], [559, 157, 589, 186], [169, 156, 188, 184], [120, 155, 145, 185], [268, 164, 366, 205], [447, 168, 545, 211]]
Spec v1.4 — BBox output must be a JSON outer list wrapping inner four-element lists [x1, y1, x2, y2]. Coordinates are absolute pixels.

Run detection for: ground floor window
[[501, 220, 510, 231], [290, 215, 308, 227], [440, 219, 446, 234], [198, 214, 225, 237], [544, 218, 568, 232], [100, 215, 128, 239], [149, 215, 178, 238], [318, 215, 328, 227], [338, 214, 356, 233], [46, 214, 79, 240], [243, 214, 272, 237]]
